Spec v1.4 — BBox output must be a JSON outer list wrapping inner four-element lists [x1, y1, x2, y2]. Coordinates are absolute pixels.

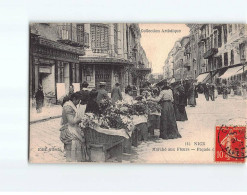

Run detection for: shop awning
[[196, 73, 210, 83], [219, 66, 243, 79]]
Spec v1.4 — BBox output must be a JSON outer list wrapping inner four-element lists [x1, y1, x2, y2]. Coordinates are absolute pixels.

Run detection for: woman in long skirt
[[176, 84, 188, 121], [188, 82, 196, 106], [150, 83, 181, 139], [60, 92, 89, 162]]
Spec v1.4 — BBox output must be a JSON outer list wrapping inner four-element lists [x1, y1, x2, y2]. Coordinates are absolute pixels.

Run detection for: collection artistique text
[[141, 29, 181, 33]]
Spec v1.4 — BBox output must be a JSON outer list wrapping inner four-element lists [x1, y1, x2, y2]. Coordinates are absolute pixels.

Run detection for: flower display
[[80, 94, 161, 132]]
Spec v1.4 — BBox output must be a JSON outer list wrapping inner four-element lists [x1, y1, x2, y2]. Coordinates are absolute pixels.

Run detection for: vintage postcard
[[29, 23, 247, 163]]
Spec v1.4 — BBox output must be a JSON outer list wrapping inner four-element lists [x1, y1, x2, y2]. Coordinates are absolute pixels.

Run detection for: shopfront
[[29, 34, 84, 103], [79, 57, 133, 92]]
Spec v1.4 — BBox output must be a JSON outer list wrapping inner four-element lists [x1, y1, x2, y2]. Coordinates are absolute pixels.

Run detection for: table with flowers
[[80, 98, 161, 162]]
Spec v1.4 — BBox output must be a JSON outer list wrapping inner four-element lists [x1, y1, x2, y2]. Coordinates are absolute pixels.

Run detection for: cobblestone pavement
[[29, 94, 247, 163], [30, 105, 62, 123], [29, 118, 66, 163]]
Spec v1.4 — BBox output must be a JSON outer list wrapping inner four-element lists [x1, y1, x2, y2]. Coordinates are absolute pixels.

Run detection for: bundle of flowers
[[130, 101, 149, 116], [80, 113, 98, 129], [81, 106, 134, 132], [100, 112, 134, 131], [98, 98, 111, 113], [145, 100, 162, 114]]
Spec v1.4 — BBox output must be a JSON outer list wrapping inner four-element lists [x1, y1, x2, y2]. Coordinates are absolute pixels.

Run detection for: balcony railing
[[57, 25, 89, 47], [203, 48, 218, 59], [92, 48, 109, 54]]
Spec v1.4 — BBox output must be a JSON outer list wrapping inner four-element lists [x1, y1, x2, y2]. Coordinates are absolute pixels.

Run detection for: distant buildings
[[29, 23, 151, 103], [148, 73, 164, 84], [163, 24, 247, 85]]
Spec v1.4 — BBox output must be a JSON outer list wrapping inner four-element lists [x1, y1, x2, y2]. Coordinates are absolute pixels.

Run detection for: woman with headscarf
[[60, 92, 88, 162], [149, 81, 181, 139]]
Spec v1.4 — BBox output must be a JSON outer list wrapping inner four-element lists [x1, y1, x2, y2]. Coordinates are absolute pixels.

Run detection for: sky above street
[[139, 24, 190, 74]]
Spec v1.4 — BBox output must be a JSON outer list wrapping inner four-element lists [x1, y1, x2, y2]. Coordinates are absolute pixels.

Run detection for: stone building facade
[[163, 36, 191, 81], [29, 23, 151, 103], [164, 24, 247, 85], [79, 23, 151, 92]]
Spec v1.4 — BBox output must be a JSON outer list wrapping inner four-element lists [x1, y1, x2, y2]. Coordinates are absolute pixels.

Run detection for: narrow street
[[29, 94, 247, 163]]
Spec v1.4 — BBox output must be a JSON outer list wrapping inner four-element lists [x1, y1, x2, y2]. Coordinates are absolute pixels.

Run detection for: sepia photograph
[[28, 23, 247, 164]]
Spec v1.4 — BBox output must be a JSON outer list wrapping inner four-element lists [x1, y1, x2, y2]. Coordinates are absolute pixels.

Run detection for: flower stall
[[79, 96, 161, 162]]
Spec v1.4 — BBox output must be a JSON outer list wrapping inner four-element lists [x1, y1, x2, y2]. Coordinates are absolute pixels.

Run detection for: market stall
[[79, 96, 161, 161]]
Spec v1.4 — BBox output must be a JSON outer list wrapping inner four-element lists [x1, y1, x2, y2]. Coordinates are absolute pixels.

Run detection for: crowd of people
[[57, 79, 206, 162], [34, 77, 243, 162]]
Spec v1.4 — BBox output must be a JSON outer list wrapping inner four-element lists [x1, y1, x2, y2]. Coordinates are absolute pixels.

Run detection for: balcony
[[92, 48, 109, 54], [203, 48, 218, 59], [57, 25, 89, 48]]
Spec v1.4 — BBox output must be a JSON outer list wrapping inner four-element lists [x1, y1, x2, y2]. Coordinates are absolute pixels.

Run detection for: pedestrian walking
[[222, 83, 228, 99], [209, 83, 215, 101], [150, 80, 181, 139], [173, 82, 188, 121], [35, 86, 44, 113], [60, 92, 89, 162], [111, 83, 123, 104], [204, 83, 210, 101], [242, 82, 247, 99], [183, 79, 190, 105], [188, 81, 197, 106]]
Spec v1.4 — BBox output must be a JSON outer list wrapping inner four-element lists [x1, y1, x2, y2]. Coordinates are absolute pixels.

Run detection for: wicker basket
[[84, 127, 124, 150]]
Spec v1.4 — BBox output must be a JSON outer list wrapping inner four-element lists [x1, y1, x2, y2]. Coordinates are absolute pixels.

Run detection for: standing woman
[[35, 86, 44, 113], [150, 81, 181, 139], [176, 82, 188, 121], [60, 92, 88, 162], [187, 81, 196, 107]]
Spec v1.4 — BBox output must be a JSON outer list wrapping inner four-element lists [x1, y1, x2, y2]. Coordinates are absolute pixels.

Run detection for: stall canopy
[[196, 73, 210, 83], [219, 65, 243, 79]]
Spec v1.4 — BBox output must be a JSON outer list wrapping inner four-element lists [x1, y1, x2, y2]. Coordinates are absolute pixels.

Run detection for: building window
[[218, 56, 222, 68], [90, 24, 109, 52], [218, 29, 222, 47], [230, 50, 234, 65], [224, 52, 228, 66], [223, 25, 228, 44], [114, 24, 118, 54], [240, 43, 246, 60], [214, 31, 218, 48], [77, 24, 85, 44]]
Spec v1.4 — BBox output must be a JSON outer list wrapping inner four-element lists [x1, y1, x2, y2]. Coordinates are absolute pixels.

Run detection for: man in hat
[[111, 82, 123, 104], [96, 82, 110, 106]]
